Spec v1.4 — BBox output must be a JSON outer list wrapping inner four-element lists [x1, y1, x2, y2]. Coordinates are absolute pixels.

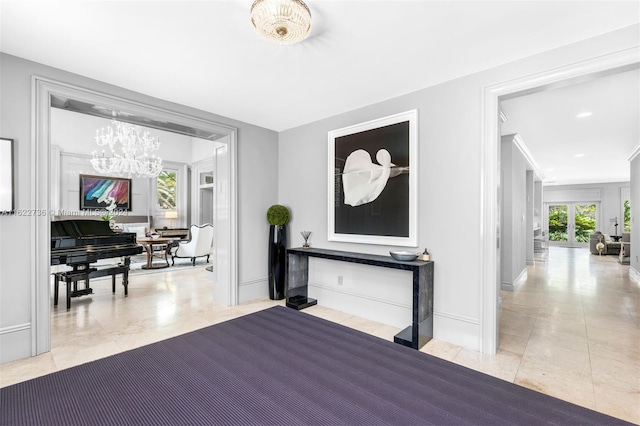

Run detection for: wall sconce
[[0, 138, 15, 213]]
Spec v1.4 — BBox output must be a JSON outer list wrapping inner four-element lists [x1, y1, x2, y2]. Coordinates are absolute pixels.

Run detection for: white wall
[[0, 53, 278, 363], [278, 24, 640, 351]]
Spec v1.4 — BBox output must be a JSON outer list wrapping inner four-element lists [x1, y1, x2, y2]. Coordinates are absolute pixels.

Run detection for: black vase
[[268, 224, 287, 300]]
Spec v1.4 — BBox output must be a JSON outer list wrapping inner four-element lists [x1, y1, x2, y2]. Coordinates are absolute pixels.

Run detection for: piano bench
[[53, 263, 132, 311]]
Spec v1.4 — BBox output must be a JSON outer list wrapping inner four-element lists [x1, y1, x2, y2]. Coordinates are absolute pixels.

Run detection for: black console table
[[286, 247, 434, 350]]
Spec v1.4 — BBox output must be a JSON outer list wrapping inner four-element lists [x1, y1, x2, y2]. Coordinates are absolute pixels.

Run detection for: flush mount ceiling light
[[250, 0, 311, 45], [576, 112, 593, 118]]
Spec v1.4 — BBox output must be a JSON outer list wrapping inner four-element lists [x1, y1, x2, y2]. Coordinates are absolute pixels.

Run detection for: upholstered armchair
[[171, 224, 214, 266], [589, 231, 622, 255]]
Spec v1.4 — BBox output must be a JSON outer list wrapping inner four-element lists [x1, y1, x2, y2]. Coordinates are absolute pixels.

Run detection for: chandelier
[[250, 0, 311, 45], [90, 119, 163, 178]]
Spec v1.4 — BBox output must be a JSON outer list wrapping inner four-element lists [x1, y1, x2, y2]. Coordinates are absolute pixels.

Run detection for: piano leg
[[123, 256, 130, 296], [66, 275, 72, 311], [54, 274, 59, 307]]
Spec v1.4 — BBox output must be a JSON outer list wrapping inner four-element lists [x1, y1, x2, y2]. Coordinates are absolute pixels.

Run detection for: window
[[624, 199, 631, 232], [157, 170, 177, 210]]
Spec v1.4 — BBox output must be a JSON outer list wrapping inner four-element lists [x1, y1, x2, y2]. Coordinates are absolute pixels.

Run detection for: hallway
[[423, 247, 639, 423]]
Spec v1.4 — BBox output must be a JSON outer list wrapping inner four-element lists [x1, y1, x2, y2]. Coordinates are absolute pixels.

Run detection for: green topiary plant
[[266, 204, 290, 226]]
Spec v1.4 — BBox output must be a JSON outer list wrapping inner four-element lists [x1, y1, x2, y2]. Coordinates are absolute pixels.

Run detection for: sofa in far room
[[589, 231, 621, 255]]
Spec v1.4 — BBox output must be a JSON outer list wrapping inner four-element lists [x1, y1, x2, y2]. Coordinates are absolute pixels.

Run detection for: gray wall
[[0, 53, 278, 363], [278, 24, 639, 349], [501, 135, 529, 291], [631, 155, 639, 274]]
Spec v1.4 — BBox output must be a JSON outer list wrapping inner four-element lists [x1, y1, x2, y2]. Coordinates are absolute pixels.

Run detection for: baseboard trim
[[501, 268, 527, 292], [0, 322, 31, 336], [630, 266, 640, 284], [433, 310, 480, 325], [239, 277, 267, 287]]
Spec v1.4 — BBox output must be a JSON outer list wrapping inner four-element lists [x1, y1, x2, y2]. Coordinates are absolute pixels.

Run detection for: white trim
[[433, 311, 480, 325], [501, 268, 527, 292], [630, 266, 640, 285], [239, 277, 268, 287], [327, 109, 418, 247], [32, 76, 240, 356], [481, 47, 640, 355], [628, 144, 640, 162], [0, 323, 31, 335]]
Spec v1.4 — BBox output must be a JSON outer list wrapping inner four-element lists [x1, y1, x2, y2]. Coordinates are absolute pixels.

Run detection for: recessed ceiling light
[[576, 112, 592, 118], [574, 153, 585, 158]]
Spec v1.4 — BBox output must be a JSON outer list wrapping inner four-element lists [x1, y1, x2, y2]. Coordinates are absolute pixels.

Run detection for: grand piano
[[51, 220, 143, 310]]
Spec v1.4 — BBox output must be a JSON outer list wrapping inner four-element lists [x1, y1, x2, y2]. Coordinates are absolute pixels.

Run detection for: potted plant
[[267, 204, 290, 300]]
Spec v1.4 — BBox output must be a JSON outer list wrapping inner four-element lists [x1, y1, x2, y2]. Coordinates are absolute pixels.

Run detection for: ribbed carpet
[[0, 306, 630, 425]]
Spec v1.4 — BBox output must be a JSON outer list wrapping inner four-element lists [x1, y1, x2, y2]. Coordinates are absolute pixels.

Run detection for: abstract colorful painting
[[79, 174, 132, 210]]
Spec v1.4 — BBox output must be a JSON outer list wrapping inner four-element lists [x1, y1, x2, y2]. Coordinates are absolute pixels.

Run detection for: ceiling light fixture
[[90, 119, 163, 178], [250, 0, 311, 45], [576, 112, 592, 118]]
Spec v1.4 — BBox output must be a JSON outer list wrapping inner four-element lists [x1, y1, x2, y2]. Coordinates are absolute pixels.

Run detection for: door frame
[[31, 76, 238, 355], [480, 47, 639, 354]]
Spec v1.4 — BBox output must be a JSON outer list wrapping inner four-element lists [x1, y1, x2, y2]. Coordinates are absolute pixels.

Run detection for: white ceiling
[[1, 0, 638, 133], [501, 68, 639, 186]]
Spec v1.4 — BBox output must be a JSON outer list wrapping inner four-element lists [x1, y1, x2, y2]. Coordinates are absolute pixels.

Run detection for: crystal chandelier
[[90, 119, 163, 178], [250, 0, 311, 45]]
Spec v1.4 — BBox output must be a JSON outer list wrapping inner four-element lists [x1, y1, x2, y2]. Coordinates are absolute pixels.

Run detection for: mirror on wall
[[0, 138, 14, 213]]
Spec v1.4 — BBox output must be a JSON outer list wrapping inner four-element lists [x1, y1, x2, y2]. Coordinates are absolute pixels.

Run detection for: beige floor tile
[[497, 332, 529, 356], [514, 357, 595, 410], [592, 380, 640, 425], [420, 338, 463, 361], [0, 352, 58, 387], [452, 348, 522, 382]]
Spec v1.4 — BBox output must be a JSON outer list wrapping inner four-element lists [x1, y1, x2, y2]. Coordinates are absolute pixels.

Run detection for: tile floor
[[1, 247, 638, 424]]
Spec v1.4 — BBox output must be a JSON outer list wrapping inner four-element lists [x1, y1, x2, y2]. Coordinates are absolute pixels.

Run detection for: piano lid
[[51, 220, 114, 238]]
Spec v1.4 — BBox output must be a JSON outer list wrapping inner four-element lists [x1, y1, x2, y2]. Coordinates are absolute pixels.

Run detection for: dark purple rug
[[0, 306, 630, 425]]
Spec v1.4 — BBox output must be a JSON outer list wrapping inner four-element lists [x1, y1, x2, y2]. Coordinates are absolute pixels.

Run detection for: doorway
[[481, 48, 639, 354], [32, 77, 238, 356], [545, 202, 598, 248]]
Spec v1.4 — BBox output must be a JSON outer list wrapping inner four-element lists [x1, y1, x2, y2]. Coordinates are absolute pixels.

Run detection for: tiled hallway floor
[[1, 248, 638, 423], [421, 247, 639, 423]]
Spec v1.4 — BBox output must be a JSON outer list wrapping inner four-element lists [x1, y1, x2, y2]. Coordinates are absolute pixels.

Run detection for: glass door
[[546, 202, 598, 247], [547, 204, 569, 246], [573, 203, 597, 247]]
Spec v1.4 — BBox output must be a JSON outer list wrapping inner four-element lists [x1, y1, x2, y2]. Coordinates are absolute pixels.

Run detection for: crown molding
[[628, 144, 640, 162], [507, 133, 546, 181]]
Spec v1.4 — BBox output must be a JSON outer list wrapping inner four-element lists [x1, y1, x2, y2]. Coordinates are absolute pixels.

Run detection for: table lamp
[[165, 211, 178, 229]]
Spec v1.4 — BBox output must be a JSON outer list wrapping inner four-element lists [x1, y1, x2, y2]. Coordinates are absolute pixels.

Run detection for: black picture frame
[[79, 174, 132, 211], [0, 138, 15, 214], [328, 110, 418, 247]]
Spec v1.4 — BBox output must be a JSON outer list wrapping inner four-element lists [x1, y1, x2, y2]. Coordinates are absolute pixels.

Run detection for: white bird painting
[[342, 149, 408, 207]]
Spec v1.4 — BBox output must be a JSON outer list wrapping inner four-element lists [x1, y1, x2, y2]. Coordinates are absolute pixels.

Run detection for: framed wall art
[[328, 110, 418, 246], [0, 138, 15, 213], [79, 174, 132, 211]]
